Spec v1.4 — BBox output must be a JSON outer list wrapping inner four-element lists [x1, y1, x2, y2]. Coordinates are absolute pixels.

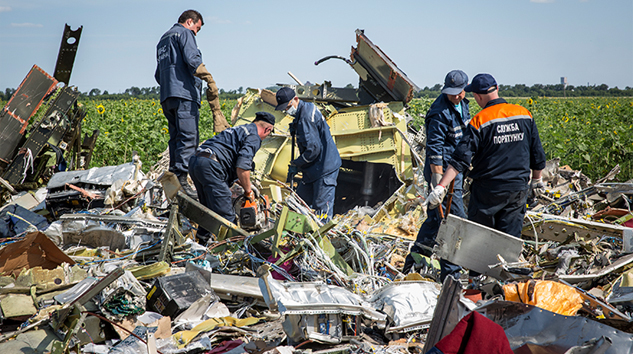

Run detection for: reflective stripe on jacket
[[449, 99, 546, 192]]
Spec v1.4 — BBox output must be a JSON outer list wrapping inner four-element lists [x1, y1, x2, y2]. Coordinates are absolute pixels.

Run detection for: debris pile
[[2, 28, 633, 354]]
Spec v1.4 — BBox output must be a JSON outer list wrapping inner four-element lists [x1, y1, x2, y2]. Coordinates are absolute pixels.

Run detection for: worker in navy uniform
[[155, 9, 229, 199], [427, 73, 546, 240], [275, 87, 342, 221], [402, 70, 470, 281], [188, 112, 275, 244]]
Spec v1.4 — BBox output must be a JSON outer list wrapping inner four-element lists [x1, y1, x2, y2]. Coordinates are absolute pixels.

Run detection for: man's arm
[[237, 167, 252, 194]]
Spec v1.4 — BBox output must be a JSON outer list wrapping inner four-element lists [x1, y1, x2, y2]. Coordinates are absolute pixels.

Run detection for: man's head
[[442, 70, 468, 105], [465, 73, 499, 108], [275, 87, 299, 113], [253, 111, 275, 139], [178, 10, 204, 35]]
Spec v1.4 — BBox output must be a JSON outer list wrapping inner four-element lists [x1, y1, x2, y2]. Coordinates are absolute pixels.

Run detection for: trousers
[[162, 97, 199, 176]]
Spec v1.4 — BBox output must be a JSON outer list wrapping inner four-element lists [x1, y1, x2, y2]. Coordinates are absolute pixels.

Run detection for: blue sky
[[0, 0, 631, 94]]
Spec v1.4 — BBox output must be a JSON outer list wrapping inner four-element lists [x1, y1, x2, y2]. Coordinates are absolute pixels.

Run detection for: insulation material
[[503, 280, 583, 316]]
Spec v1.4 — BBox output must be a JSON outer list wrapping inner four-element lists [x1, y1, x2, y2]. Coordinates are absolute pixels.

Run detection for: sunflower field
[[81, 98, 235, 172], [2, 96, 632, 181]]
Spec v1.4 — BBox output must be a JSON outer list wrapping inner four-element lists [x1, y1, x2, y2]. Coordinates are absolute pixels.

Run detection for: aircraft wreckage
[[1, 28, 633, 354]]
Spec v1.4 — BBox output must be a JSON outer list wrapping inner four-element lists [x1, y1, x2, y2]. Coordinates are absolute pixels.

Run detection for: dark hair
[[178, 10, 204, 26]]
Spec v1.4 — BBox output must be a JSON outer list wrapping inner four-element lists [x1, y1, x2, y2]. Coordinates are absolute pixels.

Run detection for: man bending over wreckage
[[188, 112, 275, 244]]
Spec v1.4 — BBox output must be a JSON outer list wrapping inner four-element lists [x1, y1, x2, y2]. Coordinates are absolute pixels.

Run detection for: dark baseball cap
[[254, 111, 276, 126], [464, 73, 498, 94], [275, 87, 296, 111], [441, 70, 468, 95]]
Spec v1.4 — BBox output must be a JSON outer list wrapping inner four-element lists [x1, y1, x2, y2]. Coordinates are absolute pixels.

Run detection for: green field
[[5, 96, 633, 182]]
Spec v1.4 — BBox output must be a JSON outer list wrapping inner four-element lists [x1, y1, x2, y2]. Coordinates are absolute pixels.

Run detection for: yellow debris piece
[[126, 261, 171, 280], [503, 280, 583, 316], [172, 316, 261, 348]]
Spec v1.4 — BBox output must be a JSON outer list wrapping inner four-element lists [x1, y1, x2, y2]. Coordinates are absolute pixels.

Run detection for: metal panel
[[351, 29, 420, 104], [435, 214, 524, 280], [478, 301, 633, 353], [0, 65, 57, 162], [54, 24, 82, 85], [3, 87, 79, 184]]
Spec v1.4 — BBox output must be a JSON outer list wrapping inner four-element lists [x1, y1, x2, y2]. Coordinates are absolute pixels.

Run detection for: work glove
[[530, 177, 546, 198], [431, 172, 443, 189], [196, 64, 230, 133], [244, 189, 255, 202], [424, 185, 447, 210]]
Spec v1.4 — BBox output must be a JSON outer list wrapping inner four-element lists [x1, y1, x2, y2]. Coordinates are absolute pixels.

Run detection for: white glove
[[424, 185, 447, 210], [530, 177, 546, 198]]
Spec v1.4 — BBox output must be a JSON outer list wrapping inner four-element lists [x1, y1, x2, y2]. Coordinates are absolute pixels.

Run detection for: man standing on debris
[[275, 87, 342, 222], [402, 70, 470, 281], [427, 73, 546, 238], [188, 112, 275, 244], [155, 9, 230, 199]]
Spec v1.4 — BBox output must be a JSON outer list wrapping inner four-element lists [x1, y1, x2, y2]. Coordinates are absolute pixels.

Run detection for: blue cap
[[275, 87, 296, 111], [441, 70, 468, 95], [465, 73, 498, 94], [254, 111, 276, 126]]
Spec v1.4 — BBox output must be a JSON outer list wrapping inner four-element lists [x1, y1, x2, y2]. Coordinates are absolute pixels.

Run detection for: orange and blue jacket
[[448, 98, 546, 192]]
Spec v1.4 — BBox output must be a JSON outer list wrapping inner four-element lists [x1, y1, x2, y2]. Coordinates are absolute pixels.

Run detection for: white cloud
[[0, 6, 11, 12], [530, 0, 555, 3], [11, 23, 43, 28]]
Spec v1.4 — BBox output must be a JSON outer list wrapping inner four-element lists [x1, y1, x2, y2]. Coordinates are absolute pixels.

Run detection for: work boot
[[177, 174, 198, 200]]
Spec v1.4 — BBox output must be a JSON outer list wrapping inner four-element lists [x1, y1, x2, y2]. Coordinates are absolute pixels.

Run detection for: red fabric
[[434, 311, 513, 354], [205, 340, 244, 354]]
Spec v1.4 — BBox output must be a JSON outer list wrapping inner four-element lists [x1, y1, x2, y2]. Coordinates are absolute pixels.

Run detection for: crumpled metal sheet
[[368, 281, 441, 332], [477, 301, 633, 353], [47, 162, 138, 189], [259, 271, 386, 323]]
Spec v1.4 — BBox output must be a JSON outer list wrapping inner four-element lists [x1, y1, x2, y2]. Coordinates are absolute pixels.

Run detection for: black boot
[[177, 174, 198, 200]]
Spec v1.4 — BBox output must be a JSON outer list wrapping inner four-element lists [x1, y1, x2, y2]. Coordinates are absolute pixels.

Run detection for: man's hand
[[244, 190, 255, 202], [530, 177, 546, 198], [431, 172, 443, 189], [287, 164, 298, 176], [424, 185, 447, 210]]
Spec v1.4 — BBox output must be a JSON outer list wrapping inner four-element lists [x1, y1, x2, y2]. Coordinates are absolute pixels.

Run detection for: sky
[[0, 0, 631, 94]]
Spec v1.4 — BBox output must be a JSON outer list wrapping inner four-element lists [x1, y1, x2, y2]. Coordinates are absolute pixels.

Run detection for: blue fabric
[[424, 346, 444, 354], [188, 154, 234, 241], [155, 23, 203, 104], [403, 186, 466, 280], [0, 204, 49, 236], [468, 185, 528, 238], [423, 94, 470, 185], [448, 98, 547, 192], [290, 100, 341, 184], [296, 168, 339, 221], [197, 123, 261, 185], [162, 98, 199, 175]]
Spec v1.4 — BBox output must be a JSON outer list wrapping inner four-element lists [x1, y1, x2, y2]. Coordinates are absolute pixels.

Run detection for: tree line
[[415, 83, 633, 98], [1, 83, 631, 102]]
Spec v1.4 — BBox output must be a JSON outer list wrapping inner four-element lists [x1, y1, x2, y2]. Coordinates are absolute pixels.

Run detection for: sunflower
[[162, 127, 168, 134], [158, 108, 163, 114], [96, 104, 105, 114]]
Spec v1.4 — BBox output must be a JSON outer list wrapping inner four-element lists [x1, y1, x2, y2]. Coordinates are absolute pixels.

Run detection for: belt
[[195, 150, 218, 162]]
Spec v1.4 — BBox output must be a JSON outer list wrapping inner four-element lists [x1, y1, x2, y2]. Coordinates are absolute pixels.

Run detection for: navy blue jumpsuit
[[449, 98, 546, 237], [403, 94, 470, 279], [155, 23, 203, 177], [290, 100, 342, 220], [188, 123, 261, 241]]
